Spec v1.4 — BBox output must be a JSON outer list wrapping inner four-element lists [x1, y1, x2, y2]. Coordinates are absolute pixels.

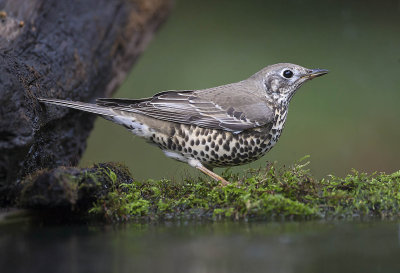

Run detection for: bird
[[38, 63, 328, 185]]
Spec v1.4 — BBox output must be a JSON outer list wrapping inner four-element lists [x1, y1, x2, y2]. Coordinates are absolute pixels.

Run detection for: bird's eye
[[283, 70, 293, 78]]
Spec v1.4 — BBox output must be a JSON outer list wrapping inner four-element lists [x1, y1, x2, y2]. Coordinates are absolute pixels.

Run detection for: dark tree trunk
[[0, 0, 172, 205]]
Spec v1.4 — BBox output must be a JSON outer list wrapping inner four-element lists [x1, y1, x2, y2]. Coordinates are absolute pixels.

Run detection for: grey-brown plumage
[[38, 63, 328, 185]]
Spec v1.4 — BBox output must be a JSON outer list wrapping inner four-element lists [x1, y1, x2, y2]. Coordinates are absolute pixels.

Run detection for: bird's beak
[[305, 69, 329, 79]]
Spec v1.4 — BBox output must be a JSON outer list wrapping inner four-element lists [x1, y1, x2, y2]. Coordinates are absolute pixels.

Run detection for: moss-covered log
[[15, 158, 398, 222], [0, 0, 172, 204], [88, 159, 400, 222]]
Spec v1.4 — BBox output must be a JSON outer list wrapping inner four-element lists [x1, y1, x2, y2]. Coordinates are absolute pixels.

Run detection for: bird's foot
[[196, 165, 230, 186]]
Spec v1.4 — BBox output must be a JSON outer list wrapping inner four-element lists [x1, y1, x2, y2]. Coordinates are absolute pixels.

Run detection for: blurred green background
[[81, 0, 400, 181]]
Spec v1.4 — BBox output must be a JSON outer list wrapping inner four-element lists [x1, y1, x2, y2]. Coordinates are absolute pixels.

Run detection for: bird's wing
[[97, 88, 274, 133]]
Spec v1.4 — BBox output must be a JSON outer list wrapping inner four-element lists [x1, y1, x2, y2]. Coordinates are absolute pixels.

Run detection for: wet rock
[[17, 162, 134, 211]]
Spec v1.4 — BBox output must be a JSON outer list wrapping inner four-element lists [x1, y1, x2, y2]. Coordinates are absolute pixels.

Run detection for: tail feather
[[38, 97, 153, 137], [38, 97, 118, 117]]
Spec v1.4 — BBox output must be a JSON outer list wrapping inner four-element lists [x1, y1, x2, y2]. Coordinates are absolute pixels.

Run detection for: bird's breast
[[266, 108, 288, 148], [142, 114, 288, 168]]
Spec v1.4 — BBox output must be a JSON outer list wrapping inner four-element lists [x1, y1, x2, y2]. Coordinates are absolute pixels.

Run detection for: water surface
[[1, 217, 399, 273]]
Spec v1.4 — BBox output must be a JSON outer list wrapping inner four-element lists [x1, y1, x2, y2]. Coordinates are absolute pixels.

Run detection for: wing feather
[[97, 89, 273, 133]]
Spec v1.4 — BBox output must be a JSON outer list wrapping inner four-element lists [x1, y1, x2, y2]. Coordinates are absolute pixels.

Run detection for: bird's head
[[252, 63, 328, 104]]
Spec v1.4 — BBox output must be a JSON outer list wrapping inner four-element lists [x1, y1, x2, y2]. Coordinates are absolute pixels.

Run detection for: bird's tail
[[37, 97, 118, 118]]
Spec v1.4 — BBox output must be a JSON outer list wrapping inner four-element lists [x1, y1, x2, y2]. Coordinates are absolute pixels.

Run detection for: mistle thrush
[[38, 63, 328, 185]]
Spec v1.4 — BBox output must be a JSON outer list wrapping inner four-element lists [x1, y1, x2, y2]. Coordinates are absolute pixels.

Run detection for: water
[[1, 216, 400, 273]]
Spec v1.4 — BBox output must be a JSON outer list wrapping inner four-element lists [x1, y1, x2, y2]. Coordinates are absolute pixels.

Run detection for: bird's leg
[[196, 165, 229, 186], [187, 159, 230, 186]]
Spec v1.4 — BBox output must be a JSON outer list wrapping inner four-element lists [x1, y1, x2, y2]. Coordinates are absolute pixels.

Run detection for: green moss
[[88, 156, 400, 222]]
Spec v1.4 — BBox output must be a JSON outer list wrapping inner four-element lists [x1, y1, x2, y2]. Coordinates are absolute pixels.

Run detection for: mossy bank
[[83, 156, 400, 222]]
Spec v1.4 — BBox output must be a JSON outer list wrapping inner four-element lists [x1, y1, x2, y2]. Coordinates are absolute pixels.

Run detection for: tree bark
[[0, 0, 172, 205]]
